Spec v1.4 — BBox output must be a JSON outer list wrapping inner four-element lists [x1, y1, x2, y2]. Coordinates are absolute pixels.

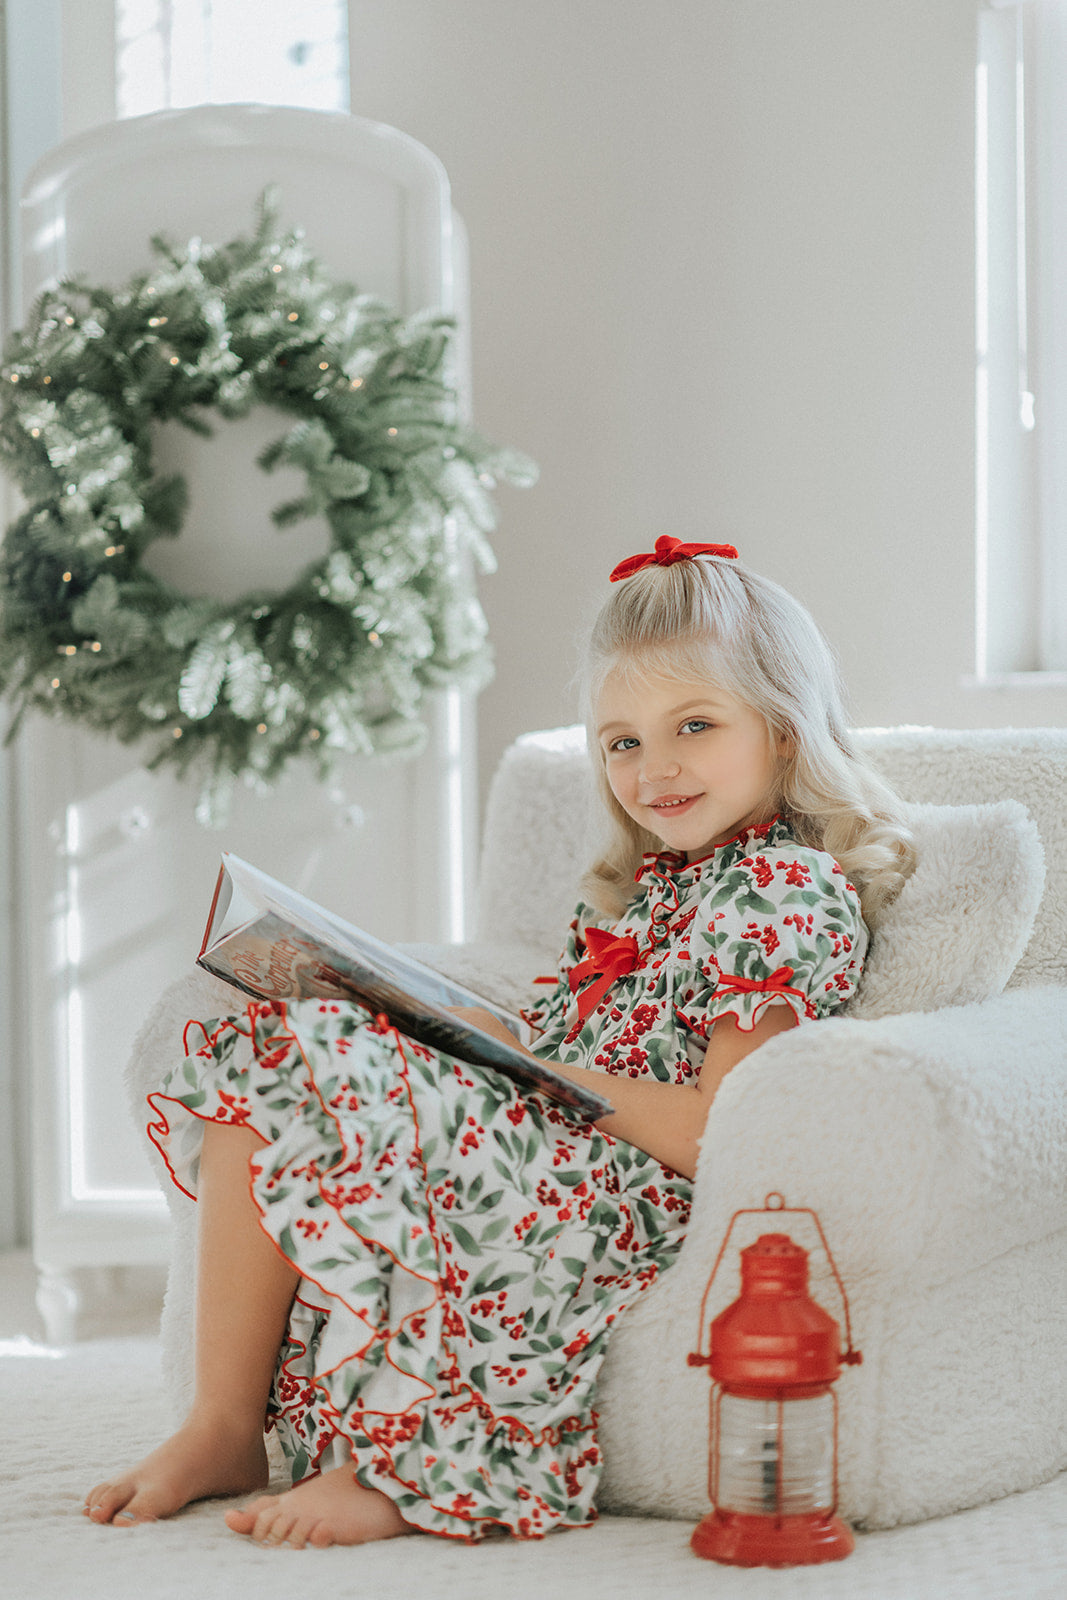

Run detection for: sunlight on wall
[[116, 0, 349, 118], [0, 1337, 64, 1359], [55, 789, 170, 1210]]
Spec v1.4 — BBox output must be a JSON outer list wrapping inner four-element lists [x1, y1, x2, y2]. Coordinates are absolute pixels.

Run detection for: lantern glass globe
[[716, 1392, 835, 1515]]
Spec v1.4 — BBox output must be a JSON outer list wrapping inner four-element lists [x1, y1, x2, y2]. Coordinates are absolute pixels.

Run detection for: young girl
[[84, 537, 913, 1548]]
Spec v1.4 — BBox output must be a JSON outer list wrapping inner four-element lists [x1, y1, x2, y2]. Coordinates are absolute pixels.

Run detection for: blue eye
[[681, 719, 712, 734], [608, 736, 640, 753]]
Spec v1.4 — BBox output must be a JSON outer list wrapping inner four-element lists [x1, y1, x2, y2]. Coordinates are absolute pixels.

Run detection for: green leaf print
[[704, 866, 757, 906], [734, 888, 778, 916], [788, 887, 830, 908], [447, 1220, 481, 1255], [476, 1270, 529, 1295], [476, 1214, 510, 1244]]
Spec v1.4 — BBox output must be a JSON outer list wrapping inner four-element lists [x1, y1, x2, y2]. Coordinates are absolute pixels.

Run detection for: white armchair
[[128, 726, 1067, 1530]]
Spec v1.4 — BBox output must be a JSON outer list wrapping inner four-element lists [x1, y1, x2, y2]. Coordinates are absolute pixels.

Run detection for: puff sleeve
[[674, 846, 868, 1040]]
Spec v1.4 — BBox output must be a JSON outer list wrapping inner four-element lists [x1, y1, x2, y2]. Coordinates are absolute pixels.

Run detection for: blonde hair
[[581, 553, 915, 922]]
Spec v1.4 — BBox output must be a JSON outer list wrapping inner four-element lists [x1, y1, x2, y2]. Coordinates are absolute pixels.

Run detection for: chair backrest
[[856, 728, 1067, 988], [477, 724, 1067, 987]]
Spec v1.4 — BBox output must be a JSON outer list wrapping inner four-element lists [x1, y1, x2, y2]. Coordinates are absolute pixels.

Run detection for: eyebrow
[[596, 697, 731, 737]]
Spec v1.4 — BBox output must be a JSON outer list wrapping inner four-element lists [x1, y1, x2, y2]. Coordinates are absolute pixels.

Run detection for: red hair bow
[[609, 535, 739, 583], [568, 928, 642, 1026]]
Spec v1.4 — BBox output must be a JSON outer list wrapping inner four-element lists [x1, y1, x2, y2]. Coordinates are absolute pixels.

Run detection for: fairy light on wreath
[[0, 191, 536, 823]]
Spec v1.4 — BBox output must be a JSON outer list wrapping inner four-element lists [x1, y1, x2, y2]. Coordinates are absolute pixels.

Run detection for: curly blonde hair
[[581, 552, 915, 922]]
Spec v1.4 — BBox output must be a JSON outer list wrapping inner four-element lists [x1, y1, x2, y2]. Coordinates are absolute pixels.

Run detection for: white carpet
[[2, 1326, 1067, 1600]]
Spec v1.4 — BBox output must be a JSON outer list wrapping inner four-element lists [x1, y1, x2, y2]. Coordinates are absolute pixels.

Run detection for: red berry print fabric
[[526, 818, 867, 1080], [147, 1000, 689, 1541]]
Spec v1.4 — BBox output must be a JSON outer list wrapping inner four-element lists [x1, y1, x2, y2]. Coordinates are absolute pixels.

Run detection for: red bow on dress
[[714, 965, 811, 1014], [568, 927, 642, 1026], [609, 535, 740, 583]]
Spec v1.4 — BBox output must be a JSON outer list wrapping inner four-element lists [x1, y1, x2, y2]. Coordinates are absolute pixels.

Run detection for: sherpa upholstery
[[127, 726, 1067, 1531]]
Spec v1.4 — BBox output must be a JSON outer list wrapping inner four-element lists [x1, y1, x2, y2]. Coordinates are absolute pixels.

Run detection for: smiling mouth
[[649, 795, 700, 812]]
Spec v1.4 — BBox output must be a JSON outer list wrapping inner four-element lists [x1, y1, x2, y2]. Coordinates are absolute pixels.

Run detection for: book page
[[210, 853, 523, 1034], [198, 857, 612, 1122]]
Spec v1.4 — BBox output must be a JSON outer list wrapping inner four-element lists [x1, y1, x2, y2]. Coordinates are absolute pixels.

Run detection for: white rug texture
[[2, 1333, 1066, 1600]]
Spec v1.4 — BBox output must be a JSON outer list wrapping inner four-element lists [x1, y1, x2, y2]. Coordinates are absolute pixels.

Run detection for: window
[[116, 0, 349, 120], [975, 0, 1067, 679]]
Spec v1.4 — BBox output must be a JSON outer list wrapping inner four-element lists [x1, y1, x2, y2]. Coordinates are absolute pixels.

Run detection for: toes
[[227, 1496, 286, 1546], [257, 1509, 300, 1548], [249, 1508, 282, 1546], [224, 1503, 263, 1535], [283, 1516, 315, 1551], [85, 1484, 130, 1524], [110, 1494, 159, 1527], [83, 1482, 106, 1517], [83, 1482, 157, 1526], [267, 1510, 334, 1550]]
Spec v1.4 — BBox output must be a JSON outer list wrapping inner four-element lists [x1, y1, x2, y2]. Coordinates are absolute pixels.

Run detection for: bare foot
[[83, 1413, 270, 1527], [225, 1464, 410, 1548]]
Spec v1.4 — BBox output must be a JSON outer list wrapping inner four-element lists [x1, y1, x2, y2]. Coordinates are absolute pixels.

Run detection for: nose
[[640, 745, 681, 785]]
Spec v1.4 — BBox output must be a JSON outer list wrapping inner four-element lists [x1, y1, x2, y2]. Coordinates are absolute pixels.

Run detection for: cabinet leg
[[36, 1266, 82, 1345]]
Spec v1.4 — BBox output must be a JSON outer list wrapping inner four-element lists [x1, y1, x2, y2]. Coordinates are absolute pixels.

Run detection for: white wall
[[347, 0, 1067, 799]]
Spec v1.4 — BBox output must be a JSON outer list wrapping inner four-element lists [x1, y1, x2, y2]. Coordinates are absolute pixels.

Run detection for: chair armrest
[[600, 986, 1067, 1530], [677, 986, 1067, 1304]]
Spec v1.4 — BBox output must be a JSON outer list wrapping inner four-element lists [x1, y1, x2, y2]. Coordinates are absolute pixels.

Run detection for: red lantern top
[[709, 1232, 841, 1397]]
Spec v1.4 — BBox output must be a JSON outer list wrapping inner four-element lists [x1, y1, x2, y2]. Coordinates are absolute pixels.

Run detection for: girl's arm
[[449, 1005, 797, 1180]]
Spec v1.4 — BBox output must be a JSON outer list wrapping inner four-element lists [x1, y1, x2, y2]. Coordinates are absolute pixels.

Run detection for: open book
[[197, 853, 612, 1122]]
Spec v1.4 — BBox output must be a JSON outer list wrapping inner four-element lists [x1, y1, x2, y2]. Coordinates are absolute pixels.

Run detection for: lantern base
[[691, 1508, 855, 1567]]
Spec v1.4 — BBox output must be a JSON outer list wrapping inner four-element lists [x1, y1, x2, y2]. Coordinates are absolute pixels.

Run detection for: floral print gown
[[148, 818, 865, 1542]]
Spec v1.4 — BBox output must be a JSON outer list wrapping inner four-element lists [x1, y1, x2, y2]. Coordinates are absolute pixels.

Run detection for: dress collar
[[635, 816, 791, 890]]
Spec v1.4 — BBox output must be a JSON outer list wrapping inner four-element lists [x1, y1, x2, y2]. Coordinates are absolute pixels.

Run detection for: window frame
[[974, 0, 1067, 685]]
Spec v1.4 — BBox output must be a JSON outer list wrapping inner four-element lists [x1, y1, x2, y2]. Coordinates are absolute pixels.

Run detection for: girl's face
[[596, 667, 787, 860]]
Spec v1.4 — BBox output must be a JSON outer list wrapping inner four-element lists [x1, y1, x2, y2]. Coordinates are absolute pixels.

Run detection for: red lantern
[[687, 1193, 862, 1567]]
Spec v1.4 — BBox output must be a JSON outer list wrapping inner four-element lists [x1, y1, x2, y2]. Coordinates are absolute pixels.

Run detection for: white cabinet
[[20, 107, 476, 1340]]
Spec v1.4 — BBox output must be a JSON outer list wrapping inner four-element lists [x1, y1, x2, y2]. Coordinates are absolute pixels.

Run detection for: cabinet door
[[19, 107, 476, 1336]]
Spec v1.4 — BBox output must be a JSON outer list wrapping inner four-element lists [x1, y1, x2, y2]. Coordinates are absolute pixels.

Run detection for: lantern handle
[[688, 1192, 862, 1368]]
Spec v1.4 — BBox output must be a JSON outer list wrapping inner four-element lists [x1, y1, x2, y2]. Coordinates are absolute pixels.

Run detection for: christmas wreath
[[0, 193, 535, 821]]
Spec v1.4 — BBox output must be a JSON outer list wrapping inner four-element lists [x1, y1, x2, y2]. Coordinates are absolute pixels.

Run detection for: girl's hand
[[447, 1006, 532, 1053]]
